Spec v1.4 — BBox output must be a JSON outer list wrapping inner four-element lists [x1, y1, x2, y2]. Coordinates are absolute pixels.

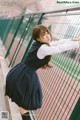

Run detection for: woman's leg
[[19, 107, 29, 114], [20, 107, 31, 120]]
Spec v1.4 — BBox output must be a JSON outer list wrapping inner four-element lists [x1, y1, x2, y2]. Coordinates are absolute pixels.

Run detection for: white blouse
[[37, 39, 80, 59]]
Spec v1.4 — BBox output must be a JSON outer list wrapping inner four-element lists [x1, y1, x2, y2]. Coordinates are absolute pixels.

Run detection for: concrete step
[[0, 69, 7, 111], [0, 68, 12, 120], [0, 60, 22, 120], [0, 40, 34, 120], [0, 41, 22, 120]]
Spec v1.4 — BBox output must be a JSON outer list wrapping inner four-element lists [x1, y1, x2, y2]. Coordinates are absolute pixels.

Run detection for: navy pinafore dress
[[5, 41, 51, 110]]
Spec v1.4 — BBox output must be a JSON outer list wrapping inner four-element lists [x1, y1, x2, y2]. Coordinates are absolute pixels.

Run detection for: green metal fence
[[1, 5, 80, 120]]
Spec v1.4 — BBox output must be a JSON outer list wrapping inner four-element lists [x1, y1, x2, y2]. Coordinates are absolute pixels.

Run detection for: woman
[[5, 25, 80, 120]]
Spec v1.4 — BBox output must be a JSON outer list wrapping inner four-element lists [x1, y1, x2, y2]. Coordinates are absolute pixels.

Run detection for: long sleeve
[[37, 40, 80, 59], [50, 39, 71, 46]]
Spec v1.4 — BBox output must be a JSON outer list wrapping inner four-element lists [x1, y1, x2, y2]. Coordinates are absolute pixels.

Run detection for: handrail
[[4, 4, 80, 19], [15, 4, 80, 18], [44, 12, 80, 17]]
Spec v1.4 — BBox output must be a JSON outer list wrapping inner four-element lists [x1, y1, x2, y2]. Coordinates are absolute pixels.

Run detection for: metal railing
[[1, 4, 80, 120]]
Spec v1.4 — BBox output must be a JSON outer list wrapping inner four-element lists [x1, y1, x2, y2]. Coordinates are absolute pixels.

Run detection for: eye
[[46, 31, 49, 34], [41, 32, 45, 37], [42, 33, 45, 36]]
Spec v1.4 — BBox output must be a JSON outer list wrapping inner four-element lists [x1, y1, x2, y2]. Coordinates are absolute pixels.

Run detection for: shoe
[[21, 112, 31, 120]]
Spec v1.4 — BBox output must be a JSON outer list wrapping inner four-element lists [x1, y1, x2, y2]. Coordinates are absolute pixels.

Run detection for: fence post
[[69, 97, 80, 120], [3, 18, 15, 45], [9, 16, 33, 67], [22, 13, 45, 61], [5, 16, 24, 58]]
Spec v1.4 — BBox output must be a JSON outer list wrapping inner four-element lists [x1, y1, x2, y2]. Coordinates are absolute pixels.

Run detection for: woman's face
[[37, 31, 52, 44]]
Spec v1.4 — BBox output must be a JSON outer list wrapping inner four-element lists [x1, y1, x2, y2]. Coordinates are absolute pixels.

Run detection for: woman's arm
[[50, 39, 71, 46], [50, 38, 80, 46], [37, 39, 80, 59]]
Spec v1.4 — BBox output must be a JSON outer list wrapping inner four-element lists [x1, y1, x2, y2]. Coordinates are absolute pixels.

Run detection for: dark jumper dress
[[5, 41, 51, 110]]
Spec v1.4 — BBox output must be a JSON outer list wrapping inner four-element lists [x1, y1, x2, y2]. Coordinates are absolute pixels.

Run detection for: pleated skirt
[[5, 62, 43, 110]]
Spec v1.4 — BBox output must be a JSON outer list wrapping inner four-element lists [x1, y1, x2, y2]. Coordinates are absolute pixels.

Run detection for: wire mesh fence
[[34, 13, 80, 120], [0, 6, 80, 120]]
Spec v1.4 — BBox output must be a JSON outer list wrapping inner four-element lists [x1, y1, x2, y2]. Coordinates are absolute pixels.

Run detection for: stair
[[0, 69, 7, 111], [0, 40, 22, 120]]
